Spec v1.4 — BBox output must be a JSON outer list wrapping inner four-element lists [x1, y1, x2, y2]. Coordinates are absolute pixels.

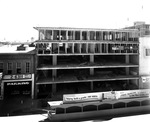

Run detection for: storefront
[[1, 74, 34, 99]]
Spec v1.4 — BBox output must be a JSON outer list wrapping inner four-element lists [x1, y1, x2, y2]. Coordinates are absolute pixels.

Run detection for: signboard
[[6, 82, 30, 86], [103, 91, 116, 101], [63, 89, 150, 104], [3, 74, 32, 80], [116, 89, 150, 99], [63, 92, 103, 103], [48, 101, 63, 106]]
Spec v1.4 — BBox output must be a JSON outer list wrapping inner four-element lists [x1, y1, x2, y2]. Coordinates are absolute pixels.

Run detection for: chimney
[[17, 44, 26, 51]]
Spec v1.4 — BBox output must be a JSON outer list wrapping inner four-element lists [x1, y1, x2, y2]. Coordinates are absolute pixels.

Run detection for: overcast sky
[[0, 0, 150, 42]]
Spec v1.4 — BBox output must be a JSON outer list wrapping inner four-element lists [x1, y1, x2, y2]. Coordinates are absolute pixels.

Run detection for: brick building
[[0, 44, 36, 99]]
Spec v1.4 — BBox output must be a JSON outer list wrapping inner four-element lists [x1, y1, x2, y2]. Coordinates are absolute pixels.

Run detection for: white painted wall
[[139, 36, 150, 88], [139, 36, 150, 75]]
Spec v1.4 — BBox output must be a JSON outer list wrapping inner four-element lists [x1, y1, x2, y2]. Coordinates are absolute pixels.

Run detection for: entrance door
[[4, 81, 31, 98]]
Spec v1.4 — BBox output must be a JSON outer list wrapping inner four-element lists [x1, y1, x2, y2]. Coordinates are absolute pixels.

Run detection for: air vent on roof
[[29, 43, 35, 47], [17, 44, 26, 51]]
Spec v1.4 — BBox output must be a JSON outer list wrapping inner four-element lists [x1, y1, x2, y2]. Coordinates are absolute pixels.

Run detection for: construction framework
[[33, 27, 150, 121]]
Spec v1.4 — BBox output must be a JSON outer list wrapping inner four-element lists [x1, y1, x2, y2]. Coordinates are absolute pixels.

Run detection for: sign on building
[[3, 74, 32, 80]]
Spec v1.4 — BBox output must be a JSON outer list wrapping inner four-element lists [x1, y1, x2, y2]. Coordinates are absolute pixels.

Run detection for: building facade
[[0, 44, 35, 99], [125, 21, 150, 36], [34, 27, 140, 100], [139, 35, 150, 89]]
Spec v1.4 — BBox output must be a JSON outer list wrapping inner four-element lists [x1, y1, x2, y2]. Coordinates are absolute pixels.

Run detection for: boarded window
[[26, 62, 30, 73], [7, 63, 12, 74], [16, 62, 21, 74]]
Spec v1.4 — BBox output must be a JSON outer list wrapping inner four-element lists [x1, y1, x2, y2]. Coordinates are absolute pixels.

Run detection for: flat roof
[[34, 27, 138, 32], [0, 45, 35, 54]]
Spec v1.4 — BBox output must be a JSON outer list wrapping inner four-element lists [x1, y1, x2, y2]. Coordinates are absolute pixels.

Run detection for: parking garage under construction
[[34, 27, 140, 99], [32, 27, 150, 121]]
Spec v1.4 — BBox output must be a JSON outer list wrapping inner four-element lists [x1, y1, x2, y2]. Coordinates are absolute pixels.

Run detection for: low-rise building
[[0, 44, 36, 99]]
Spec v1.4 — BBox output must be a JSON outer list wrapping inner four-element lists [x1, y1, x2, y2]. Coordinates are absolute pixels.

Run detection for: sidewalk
[[0, 96, 49, 116]]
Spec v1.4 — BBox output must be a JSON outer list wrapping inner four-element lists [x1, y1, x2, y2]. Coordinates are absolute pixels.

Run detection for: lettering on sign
[[116, 89, 150, 99], [7, 82, 30, 86], [63, 92, 103, 103], [3, 74, 32, 80]]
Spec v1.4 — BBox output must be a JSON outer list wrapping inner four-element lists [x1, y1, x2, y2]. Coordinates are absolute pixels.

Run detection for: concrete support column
[[1, 82, 4, 100], [90, 55, 94, 91], [90, 68, 94, 75], [43, 30, 46, 40], [52, 70, 57, 78], [66, 30, 68, 40], [125, 55, 129, 85], [72, 43, 74, 53], [52, 55, 57, 93], [31, 74, 34, 99], [91, 81, 93, 91], [90, 54, 94, 74], [94, 31, 96, 40], [101, 31, 103, 40], [126, 32, 128, 41], [106, 44, 108, 53], [139, 77, 143, 89], [80, 31, 82, 40], [52, 30, 54, 40], [59, 30, 61, 40], [73, 31, 75, 40], [52, 84, 57, 93], [90, 55, 94, 63], [87, 31, 90, 40], [52, 69, 57, 93], [38, 31, 40, 40], [34, 84, 38, 99], [53, 55, 57, 66], [112, 32, 115, 41], [125, 55, 129, 75]]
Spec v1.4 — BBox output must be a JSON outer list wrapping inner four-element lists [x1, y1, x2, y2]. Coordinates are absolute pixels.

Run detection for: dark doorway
[[4, 81, 31, 98]]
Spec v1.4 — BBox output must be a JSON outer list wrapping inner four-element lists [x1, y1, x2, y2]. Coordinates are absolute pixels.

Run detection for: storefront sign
[[63, 92, 102, 103], [3, 74, 32, 80], [116, 89, 150, 99], [6, 82, 30, 86], [103, 91, 116, 101]]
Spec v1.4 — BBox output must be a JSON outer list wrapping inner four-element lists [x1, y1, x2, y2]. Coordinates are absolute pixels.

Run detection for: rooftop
[[0, 44, 35, 54], [34, 27, 138, 32]]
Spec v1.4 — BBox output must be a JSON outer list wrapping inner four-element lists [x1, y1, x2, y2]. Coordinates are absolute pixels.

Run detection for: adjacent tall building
[[125, 21, 150, 36]]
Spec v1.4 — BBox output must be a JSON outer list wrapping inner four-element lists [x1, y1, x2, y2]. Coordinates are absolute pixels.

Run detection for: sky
[[0, 0, 150, 42]]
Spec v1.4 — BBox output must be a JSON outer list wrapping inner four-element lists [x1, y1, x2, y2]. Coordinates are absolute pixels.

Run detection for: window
[[0, 63, 3, 72], [7, 63, 12, 74], [26, 62, 30, 73], [16, 62, 21, 74], [146, 49, 150, 56]]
